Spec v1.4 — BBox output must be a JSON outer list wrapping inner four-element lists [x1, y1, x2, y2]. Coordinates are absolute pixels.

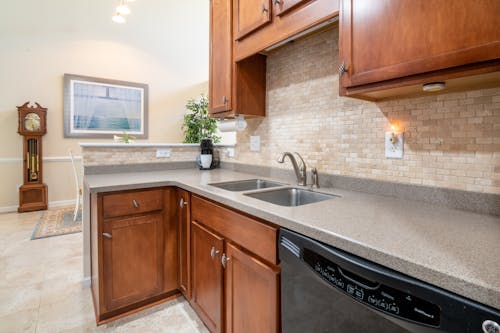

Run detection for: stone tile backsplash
[[232, 27, 500, 194]]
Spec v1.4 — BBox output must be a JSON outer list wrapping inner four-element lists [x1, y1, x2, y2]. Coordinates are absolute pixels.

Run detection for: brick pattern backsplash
[[233, 27, 500, 194], [82, 147, 200, 166]]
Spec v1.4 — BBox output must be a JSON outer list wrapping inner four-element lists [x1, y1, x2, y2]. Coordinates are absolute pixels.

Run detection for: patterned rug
[[31, 207, 82, 240]]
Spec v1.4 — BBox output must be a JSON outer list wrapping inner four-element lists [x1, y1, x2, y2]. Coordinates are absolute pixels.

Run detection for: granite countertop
[[84, 168, 500, 310]]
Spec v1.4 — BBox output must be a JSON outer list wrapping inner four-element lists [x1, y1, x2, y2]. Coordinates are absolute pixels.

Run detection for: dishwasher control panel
[[303, 248, 440, 327]]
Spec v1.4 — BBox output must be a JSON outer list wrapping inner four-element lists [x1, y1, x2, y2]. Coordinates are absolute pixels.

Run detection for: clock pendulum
[[17, 102, 48, 212]]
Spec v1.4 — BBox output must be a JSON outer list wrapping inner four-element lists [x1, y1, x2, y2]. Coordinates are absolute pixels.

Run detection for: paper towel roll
[[218, 117, 247, 132]]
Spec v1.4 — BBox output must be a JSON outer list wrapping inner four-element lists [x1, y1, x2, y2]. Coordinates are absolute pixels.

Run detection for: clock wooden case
[[17, 102, 48, 212]]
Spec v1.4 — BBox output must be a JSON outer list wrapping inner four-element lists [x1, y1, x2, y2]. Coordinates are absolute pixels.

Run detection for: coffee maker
[[199, 139, 219, 170]]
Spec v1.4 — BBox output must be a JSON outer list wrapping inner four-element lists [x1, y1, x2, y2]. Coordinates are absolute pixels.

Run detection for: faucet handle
[[311, 167, 320, 189]]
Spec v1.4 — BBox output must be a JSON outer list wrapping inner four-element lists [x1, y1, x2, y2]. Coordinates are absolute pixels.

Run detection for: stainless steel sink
[[244, 188, 338, 206], [209, 179, 286, 192]]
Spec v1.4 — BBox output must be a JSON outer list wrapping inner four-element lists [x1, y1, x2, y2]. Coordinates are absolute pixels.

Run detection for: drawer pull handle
[[102, 233, 112, 239], [211, 246, 220, 260], [221, 253, 231, 268], [132, 199, 139, 208], [179, 198, 188, 208]]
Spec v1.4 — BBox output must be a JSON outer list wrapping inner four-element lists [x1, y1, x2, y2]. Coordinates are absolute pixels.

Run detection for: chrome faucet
[[277, 152, 307, 186]]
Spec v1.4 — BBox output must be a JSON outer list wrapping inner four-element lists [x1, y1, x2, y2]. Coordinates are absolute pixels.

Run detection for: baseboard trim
[[0, 199, 76, 213]]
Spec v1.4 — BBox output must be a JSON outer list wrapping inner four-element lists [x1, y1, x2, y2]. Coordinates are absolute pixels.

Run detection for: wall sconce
[[385, 122, 404, 159]]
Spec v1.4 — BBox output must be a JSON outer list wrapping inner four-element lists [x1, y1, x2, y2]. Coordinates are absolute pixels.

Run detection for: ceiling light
[[112, 13, 125, 23], [422, 82, 445, 92], [116, 4, 131, 15]]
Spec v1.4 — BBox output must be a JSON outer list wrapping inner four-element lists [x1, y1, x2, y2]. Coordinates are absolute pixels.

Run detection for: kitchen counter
[[85, 168, 500, 310]]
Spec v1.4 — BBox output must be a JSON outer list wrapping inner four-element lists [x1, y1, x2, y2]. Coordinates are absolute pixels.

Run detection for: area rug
[[31, 207, 82, 240]]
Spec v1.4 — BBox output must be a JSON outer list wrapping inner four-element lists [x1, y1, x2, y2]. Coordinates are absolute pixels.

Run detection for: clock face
[[24, 113, 41, 131]]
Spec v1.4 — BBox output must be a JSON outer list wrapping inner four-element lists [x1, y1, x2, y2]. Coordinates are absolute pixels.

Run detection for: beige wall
[[234, 27, 500, 194], [0, 0, 209, 208]]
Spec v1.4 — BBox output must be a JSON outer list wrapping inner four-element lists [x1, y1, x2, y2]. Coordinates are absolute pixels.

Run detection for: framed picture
[[63, 74, 148, 138]]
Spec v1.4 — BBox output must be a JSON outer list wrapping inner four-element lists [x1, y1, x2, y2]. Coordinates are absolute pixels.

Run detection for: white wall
[[0, 0, 209, 209]]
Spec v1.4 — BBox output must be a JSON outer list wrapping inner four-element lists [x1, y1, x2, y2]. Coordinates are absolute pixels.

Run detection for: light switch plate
[[156, 149, 171, 158], [385, 132, 403, 159], [250, 136, 260, 152]]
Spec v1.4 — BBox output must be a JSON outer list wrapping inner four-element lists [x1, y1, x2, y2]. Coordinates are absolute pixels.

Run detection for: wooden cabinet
[[177, 189, 191, 300], [209, 0, 267, 117], [224, 242, 279, 333], [190, 195, 280, 333], [234, 0, 272, 40], [233, 0, 339, 61], [191, 222, 224, 333], [339, 0, 500, 99], [102, 214, 164, 311], [274, 0, 313, 17], [90, 187, 179, 324], [210, 0, 233, 113]]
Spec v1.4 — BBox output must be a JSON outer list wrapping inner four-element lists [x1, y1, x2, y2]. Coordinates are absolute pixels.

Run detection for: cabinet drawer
[[102, 189, 163, 219], [191, 195, 278, 265]]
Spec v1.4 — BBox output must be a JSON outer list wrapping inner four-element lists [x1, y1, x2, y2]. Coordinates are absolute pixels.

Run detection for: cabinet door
[[339, 0, 500, 88], [273, 0, 312, 17], [210, 0, 233, 114], [234, 0, 272, 40], [224, 242, 279, 333], [177, 189, 191, 299], [102, 213, 164, 311], [191, 221, 224, 333]]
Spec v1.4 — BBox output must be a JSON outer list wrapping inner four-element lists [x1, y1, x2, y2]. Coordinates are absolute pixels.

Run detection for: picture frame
[[63, 74, 148, 138]]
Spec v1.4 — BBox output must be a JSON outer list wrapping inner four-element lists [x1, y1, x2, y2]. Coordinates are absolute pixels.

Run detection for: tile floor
[[0, 210, 209, 333]]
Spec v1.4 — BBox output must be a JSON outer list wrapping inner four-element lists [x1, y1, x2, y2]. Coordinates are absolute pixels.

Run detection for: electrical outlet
[[385, 132, 404, 159], [250, 136, 260, 152], [226, 147, 235, 158], [156, 149, 171, 158]]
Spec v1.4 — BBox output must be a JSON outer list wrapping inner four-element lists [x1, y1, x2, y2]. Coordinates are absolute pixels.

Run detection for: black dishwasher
[[279, 228, 500, 333]]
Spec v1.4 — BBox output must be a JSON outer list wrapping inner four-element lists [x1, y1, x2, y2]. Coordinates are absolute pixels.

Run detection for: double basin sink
[[209, 179, 338, 207]]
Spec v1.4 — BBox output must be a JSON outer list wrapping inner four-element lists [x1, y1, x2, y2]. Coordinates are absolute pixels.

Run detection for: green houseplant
[[182, 95, 221, 144]]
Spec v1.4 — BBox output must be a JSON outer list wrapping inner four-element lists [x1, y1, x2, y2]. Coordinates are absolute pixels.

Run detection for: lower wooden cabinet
[[90, 187, 179, 324], [190, 195, 280, 333], [178, 189, 192, 300], [102, 213, 164, 311], [224, 242, 279, 333], [191, 221, 224, 333]]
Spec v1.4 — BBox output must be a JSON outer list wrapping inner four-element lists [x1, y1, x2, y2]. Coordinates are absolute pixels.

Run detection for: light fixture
[[112, 13, 125, 23], [422, 82, 445, 92], [112, 0, 135, 23]]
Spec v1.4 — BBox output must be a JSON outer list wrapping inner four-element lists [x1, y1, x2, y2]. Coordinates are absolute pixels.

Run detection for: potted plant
[[182, 95, 221, 144]]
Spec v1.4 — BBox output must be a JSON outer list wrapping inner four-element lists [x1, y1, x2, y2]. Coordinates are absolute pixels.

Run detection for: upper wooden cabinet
[[274, 0, 314, 17], [210, 0, 233, 113], [209, 0, 267, 117], [234, 0, 272, 40], [234, 0, 339, 61], [339, 0, 500, 99]]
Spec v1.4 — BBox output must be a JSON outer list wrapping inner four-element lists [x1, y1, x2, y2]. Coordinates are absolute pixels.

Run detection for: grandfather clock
[[17, 102, 48, 212]]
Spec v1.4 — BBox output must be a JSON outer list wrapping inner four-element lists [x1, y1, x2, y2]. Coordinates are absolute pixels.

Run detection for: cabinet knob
[[211, 246, 220, 260], [261, 3, 269, 13], [221, 253, 231, 268], [102, 233, 112, 239], [179, 198, 188, 208], [132, 199, 139, 208], [338, 61, 348, 77]]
